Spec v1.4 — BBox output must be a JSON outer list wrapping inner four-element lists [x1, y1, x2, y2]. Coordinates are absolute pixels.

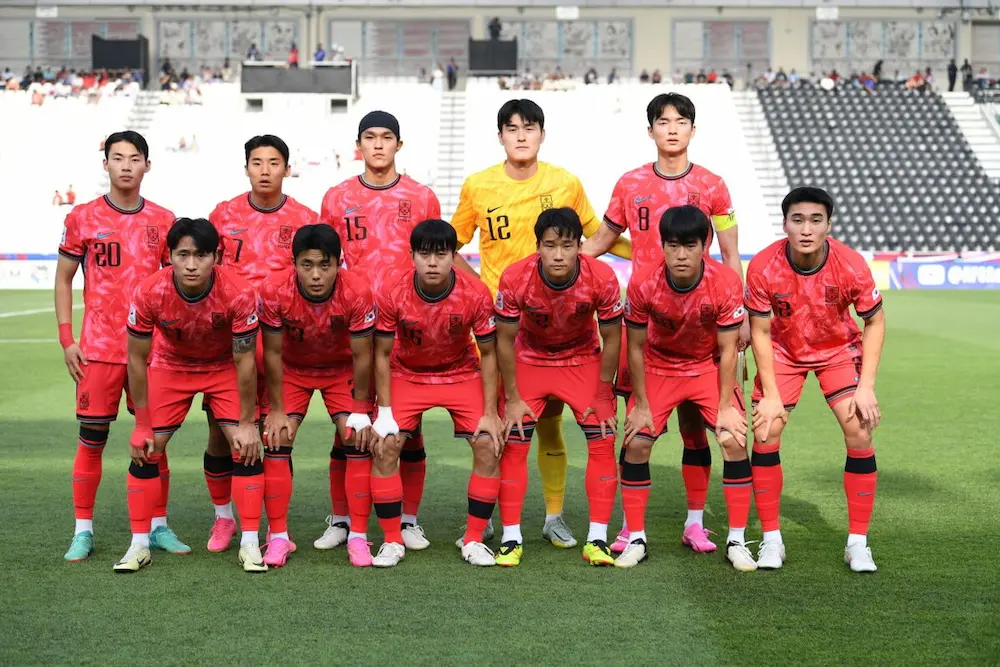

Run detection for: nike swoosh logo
[[634, 196, 651, 204], [160, 319, 179, 327], [775, 292, 792, 299], [600, 475, 616, 481], [354, 493, 369, 498], [96, 232, 114, 239], [229, 228, 247, 235], [346, 207, 361, 214], [246, 484, 263, 491], [487, 206, 501, 213]]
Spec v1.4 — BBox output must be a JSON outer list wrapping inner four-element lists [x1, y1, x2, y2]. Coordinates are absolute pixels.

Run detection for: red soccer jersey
[[127, 265, 259, 372], [744, 238, 883, 368], [58, 195, 175, 364], [495, 254, 624, 366], [320, 175, 441, 292], [375, 268, 495, 385], [625, 258, 744, 377], [259, 268, 376, 376], [210, 193, 319, 289], [603, 163, 736, 271]]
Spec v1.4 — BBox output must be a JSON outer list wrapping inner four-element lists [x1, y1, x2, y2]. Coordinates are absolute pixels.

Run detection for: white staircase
[[731, 90, 787, 238], [941, 91, 1000, 181], [436, 91, 466, 219]]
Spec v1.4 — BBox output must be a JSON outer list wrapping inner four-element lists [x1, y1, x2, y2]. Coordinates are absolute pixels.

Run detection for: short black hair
[[646, 93, 696, 126], [534, 207, 583, 243], [497, 99, 545, 132], [167, 218, 219, 253], [244, 134, 290, 165], [659, 205, 710, 246], [410, 219, 458, 254], [292, 224, 342, 263], [104, 130, 149, 160], [781, 186, 835, 218]]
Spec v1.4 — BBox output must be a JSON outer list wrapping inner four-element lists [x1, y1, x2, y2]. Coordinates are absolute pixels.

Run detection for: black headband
[[358, 110, 400, 140]]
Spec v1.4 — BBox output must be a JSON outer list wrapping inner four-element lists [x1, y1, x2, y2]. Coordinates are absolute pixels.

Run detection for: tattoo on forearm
[[232, 334, 257, 355]]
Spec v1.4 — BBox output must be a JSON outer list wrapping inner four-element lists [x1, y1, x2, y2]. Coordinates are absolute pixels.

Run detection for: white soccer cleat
[[455, 518, 495, 549], [238, 543, 268, 573], [756, 540, 786, 570], [401, 524, 430, 551], [844, 543, 878, 573], [113, 543, 152, 573], [613, 539, 648, 569], [372, 542, 406, 568], [313, 515, 349, 550], [461, 541, 496, 566], [726, 541, 758, 572]]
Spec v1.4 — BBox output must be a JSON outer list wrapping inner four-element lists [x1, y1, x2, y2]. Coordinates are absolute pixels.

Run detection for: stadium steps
[[731, 90, 787, 238], [941, 91, 1000, 182], [437, 91, 467, 220]]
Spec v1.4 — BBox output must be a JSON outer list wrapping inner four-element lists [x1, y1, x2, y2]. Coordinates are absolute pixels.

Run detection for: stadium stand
[[760, 85, 1000, 252]]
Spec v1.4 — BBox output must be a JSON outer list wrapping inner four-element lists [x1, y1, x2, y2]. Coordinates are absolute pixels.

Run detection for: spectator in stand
[[924, 67, 934, 89], [961, 59, 973, 89], [608, 67, 620, 84], [584, 67, 598, 85], [489, 16, 502, 41], [447, 57, 458, 91], [787, 69, 800, 86], [52, 190, 64, 206], [639, 70, 650, 83], [707, 68, 719, 83], [651, 69, 662, 84], [66, 185, 76, 206], [977, 67, 990, 89], [905, 70, 926, 91], [315, 45, 326, 62], [247, 43, 260, 62], [288, 43, 299, 68], [948, 59, 958, 92]]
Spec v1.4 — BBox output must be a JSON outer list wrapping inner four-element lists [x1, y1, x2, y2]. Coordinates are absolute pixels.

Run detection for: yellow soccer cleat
[[238, 543, 268, 573], [113, 543, 152, 573], [582, 540, 615, 566], [495, 541, 523, 567]]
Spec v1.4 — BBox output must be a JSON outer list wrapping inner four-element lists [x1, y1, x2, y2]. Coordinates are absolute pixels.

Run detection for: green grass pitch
[[1, 289, 998, 665]]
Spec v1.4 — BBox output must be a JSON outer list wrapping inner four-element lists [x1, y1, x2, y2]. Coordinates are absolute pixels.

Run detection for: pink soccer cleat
[[610, 527, 630, 554], [207, 517, 237, 552], [681, 523, 718, 553], [347, 537, 373, 567], [263, 537, 297, 568]]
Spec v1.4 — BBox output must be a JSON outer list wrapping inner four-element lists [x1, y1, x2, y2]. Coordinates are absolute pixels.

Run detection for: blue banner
[[891, 260, 1000, 290]]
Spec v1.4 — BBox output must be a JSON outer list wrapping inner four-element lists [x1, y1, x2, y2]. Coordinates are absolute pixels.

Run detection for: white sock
[[501, 524, 523, 544], [348, 531, 367, 542], [728, 527, 747, 544], [762, 529, 783, 544], [75, 519, 94, 535], [544, 513, 561, 523], [131, 533, 150, 548], [620, 519, 628, 534], [401, 513, 418, 527], [331, 515, 349, 526], [847, 533, 867, 548], [214, 502, 234, 520], [587, 522, 608, 543], [685, 509, 704, 528], [240, 531, 258, 547], [629, 529, 647, 544], [270, 531, 289, 542], [150, 517, 168, 530]]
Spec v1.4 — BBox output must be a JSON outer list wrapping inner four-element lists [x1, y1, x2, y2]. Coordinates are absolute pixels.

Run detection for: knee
[[374, 436, 403, 475], [206, 425, 229, 456], [718, 434, 745, 460], [624, 439, 653, 462], [471, 437, 500, 474], [844, 429, 873, 451], [752, 419, 786, 445], [681, 428, 710, 449]]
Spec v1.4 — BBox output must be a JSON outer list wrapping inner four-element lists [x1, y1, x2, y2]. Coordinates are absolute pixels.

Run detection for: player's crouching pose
[[494, 208, 623, 567], [369, 220, 504, 568], [746, 187, 885, 573], [118, 218, 265, 573], [621, 206, 752, 570], [258, 225, 377, 568]]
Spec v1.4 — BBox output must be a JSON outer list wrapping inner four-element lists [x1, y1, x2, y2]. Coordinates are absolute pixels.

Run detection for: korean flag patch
[[128, 304, 137, 326], [495, 292, 505, 311], [624, 298, 632, 317], [247, 312, 258, 326], [364, 308, 376, 324]]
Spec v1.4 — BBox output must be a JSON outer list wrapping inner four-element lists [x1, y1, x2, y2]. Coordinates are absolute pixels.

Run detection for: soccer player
[[370, 220, 503, 568], [619, 206, 752, 570], [118, 218, 264, 573], [55, 130, 184, 562], [258, 225, 377, 568], [450, 98, 631, 549], [745, 187, 885, 573], [320, 111, 441, 551], [493, 208, 623, 567], [206, 134, 318, 553], [582, 92, 746, 553]]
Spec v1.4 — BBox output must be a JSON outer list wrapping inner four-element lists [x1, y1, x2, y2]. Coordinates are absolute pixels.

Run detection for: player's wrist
[[375, 405, 393, 420], [352, 398, 374, 415], [58, 323, 75, 349], [134, 406, 152, 430]]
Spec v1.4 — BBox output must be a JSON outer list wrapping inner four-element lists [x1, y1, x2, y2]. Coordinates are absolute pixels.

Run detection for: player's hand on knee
[[474, 413, 505, 456], [752, 396, 786, 442], [345, 410, 374, 450], [716, 405, 748, 449], [263, 411, 295, 450], [847, 386, 881, 431], [233, 423, 263, 465], [63, 343, 86, 383], [624, 404, 654, 446], [374, 433, 400, 461], [582, 380, 618, 439], [503, 399, 536, 440]]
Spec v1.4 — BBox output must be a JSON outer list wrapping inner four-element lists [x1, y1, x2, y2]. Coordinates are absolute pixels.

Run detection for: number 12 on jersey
[[487, 215, 510, 241]]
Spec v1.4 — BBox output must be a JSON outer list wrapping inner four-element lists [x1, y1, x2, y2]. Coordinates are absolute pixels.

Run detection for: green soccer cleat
[[149, 526, 192, 555], [64, 531, 94, 562]]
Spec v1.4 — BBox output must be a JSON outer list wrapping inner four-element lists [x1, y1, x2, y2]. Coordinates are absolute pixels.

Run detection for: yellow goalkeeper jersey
[[451, 161, 630, 295]]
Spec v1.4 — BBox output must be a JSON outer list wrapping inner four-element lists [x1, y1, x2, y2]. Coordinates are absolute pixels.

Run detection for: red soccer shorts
[[391, 376, 486, 440], [502, 359, 609, 427], [281, 368, 354, 422], [76, 361, 134, 423], [614, 322, 632, 398], [150, 367, 242, 435], [751, 357, 862, 410], [626, 371, 744, 440]]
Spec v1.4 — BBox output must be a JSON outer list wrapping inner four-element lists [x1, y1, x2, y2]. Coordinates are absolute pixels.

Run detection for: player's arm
[[745, 268, 784, 440], [259, 286, 295, 447], [716, 327, 747, 447], [580, 176, 631, 260], [711, 181, 742, 278], [125, 295, 155, 463], [231, 291, 262, 462], [450, 179, 481, 278], [370, 293, 400, 445], [473, 292, 503, 451], [622, 283, 654, 443], [581, 223, 623, 259], [232, 335, 258, 427], [56, 213, 85, 381], [345, 294, 376, 447], [851, 275, 886, 430]]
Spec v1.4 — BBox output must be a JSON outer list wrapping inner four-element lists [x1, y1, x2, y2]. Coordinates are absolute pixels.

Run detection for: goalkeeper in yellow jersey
[[451, 98, 631, 548]]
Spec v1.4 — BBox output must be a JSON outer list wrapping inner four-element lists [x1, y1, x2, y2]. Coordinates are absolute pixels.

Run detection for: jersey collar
[[665, 260, 704, 294], [785, 239, 830, 276], [537, 257, 580, 291], [414, 269, 455, 303], [248, 193, 287, 213], [652, 161, 693, 181], [173, 268, 216, 304], [103, 194, 145, 215], [297, 275, 336, 304], [358, 173, 400, 191]]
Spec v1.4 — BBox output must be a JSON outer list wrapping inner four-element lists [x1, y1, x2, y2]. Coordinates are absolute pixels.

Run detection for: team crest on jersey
[[145, 226, 159, 248], [79, 392, 90, 410], [399, 200, 412, 219], [539, 194, 554, 211], [687, 192, 701, 207], [824, 285, 840, 305], [278, 225, 293, 246], [574, 301, 590, 317], [700, 304, 716, 325], [329, 315, 346, 330], [448, 313, 464, 334], [211, 312, 226, 329]]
